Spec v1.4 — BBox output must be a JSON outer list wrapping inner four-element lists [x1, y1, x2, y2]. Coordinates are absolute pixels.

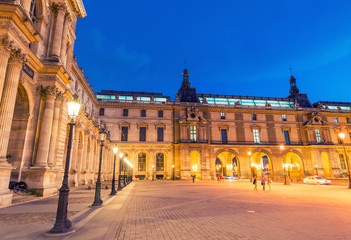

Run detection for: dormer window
[[220, 112, 225, 120]]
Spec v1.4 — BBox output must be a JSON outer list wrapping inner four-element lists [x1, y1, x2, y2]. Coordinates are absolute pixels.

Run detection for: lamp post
[[172, 164, 175, 180], [117, 152, 123, 190], [50, 96, 80, 233], [152, 165, 155, 181], [110, 146, 118, 196], [338, 132, 351, 189], [92, 127, 107, 206]]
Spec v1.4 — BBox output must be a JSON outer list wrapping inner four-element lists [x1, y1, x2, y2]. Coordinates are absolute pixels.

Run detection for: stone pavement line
[[63, 182, 136, 240], [102, 183, 136, 240]]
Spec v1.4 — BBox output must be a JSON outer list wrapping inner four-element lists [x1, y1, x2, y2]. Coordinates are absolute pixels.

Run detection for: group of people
[[252, 176, 271, 191]]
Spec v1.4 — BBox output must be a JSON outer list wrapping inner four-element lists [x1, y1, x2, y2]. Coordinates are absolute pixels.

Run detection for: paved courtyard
[[2, 180, 351, 239]]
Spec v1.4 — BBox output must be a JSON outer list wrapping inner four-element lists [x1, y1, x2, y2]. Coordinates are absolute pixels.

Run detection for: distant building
[[97, 69, 351, 181]]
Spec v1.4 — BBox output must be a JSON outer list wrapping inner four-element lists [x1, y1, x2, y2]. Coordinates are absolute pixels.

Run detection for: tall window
[[156, 153, 164, 171], [334, 117, 338, 123], [157, 127, 164, 142], [339, 154, 346, 170], [347, 118, 350, 124], [141, 109, 146, 117], [121, 126, 128, 141], [138, 153, 146, 171], [158, 110, 163, 118], [284, 130, 290, 144], [282, 115, 287, 122], [99, 108, 104, 116], [139, 127, 146, 141], [123, 109, 128, 116], [220, 112, 225, 120], [221, 129, 227, 144], [29, 0, 38, 23], [315, 129, 321, 143], [252, 114, 257, 121], [190, 126, 197, 142], [253, 129, 260, 144]]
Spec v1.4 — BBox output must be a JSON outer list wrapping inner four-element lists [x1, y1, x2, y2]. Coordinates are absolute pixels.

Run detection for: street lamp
[[92, 127, 107, 206], [172, 165, 175, 181], [123, 157, 127, 186], [118, 152, 123, 190], [338, 132, 351, 189], [152, 165, 155, 181], [110, 145, 118, 196], [51, 96, 80, 233]]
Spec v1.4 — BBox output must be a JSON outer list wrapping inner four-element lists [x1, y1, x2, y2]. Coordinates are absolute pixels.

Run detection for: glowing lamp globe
[[339, 132, 346, 140], [67, 100, 81, 119], [113, 146, 118, 154], [119, 152, 123, 158]]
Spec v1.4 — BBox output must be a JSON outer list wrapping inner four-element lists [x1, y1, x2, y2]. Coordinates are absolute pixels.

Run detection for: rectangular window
[[123, 109, 128, 116], [284, 130, 290, 144], [190, 126, 197, 142], [252, 114, 257, 121], [158, 110, 163, 118], [139, 127, 146, 142], [221, 129, 227, 144], [99, 108, 104, 116], [282, 115, 287, 122], [157, 127, 164, 142], [347, 118, 350, 124], [315, 129, 321, 143], [220, 112, 225, 120], [121, 126, 128, 141], [334, 117, 338, 123], [141, 109, 146, 117], [253, 129, 260, 144]]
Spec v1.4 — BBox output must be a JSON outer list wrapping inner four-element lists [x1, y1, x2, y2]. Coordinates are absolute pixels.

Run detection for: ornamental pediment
[[178, 106, 207, 124], [303, 112, 328, 126]]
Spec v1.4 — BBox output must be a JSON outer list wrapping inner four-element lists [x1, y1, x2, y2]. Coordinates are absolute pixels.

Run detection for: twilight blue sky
[[75, 0, 351, 103]]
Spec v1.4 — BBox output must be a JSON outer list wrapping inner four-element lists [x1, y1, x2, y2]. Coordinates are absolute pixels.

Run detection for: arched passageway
[[250, 152, 273, 178], [190, 151, 201, 179], [282, 152, 304, 179], [216, 151, 239, 178]]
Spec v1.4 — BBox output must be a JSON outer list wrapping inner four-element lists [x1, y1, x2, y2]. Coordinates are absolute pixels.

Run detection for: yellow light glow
[[172, 165, 175, 168], [338, 132, 346, 140], [113, 145, 118, 154], [280, 145, 285, 150], [119, 152, 123, 158], [248, 152, 252, 156], [124, 157, 127, 162], [152, 165, 154, 168]]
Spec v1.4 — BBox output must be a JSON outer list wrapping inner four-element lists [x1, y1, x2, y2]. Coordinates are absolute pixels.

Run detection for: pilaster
[[50, 2, 67, 59]]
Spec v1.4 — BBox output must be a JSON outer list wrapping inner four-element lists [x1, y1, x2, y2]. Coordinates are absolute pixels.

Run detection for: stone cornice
[[68, 0, 87, 18]]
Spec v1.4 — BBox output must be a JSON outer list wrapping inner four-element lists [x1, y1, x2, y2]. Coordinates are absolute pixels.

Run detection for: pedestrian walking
[[261, 176, 266, 191], [253, 176, 257, 191], [192, 174, 196, 183], [267, 177, 272, 191]]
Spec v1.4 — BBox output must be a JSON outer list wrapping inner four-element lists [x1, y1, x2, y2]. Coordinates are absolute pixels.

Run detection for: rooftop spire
[[176, 67, 199, 103], [289, 66, 299, 96]]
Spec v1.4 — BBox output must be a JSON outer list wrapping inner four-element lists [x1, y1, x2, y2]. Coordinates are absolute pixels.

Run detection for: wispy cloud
[[113, 45, 151, 71]]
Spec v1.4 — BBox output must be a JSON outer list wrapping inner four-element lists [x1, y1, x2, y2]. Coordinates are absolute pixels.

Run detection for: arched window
[[138, 153, 146, 171], [156, 153, 164, 171], [29, 0, 38, 23], [339, 154, 346, 170]]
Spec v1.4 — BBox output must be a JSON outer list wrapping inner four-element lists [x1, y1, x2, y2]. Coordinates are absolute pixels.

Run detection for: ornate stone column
[[0, 49, 25, 206], [47, 92, 63, 167], [0, 39, 12, 102], [60, 15, 70, 65], [50, 3, 67, 59], [35, 87, 56, 167], [0, 49, 26, 161]]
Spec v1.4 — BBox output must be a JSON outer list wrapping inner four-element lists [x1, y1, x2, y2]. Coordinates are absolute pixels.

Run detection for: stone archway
[[250, 152, 273, 178], [7, 83, 30, 181], [282, 152, 304, 180], [190, 151, 201, 179], [215, 151, 240, 178]]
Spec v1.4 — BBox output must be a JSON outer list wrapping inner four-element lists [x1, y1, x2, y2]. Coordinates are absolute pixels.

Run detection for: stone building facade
[[0, 0, 114, 206], [96, 69, 351, 183], [0, 0, 350, 207]]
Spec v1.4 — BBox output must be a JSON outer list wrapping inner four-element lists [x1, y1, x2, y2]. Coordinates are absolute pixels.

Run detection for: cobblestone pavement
[[101, 181, 351, 240]]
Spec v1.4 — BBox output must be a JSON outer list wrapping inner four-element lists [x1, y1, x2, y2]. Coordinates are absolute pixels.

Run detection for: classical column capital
[[55, 91, 64, 102], [8, 49, 26, 66], [51, 2, 68, 17], [0, 38, 14, 55], [36, 86, 58, 101]]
